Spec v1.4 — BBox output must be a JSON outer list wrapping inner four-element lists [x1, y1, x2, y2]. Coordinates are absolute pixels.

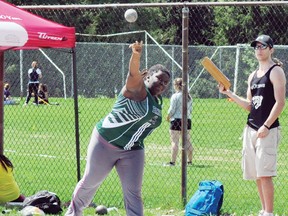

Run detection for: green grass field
[[1, 97, 288, 215]]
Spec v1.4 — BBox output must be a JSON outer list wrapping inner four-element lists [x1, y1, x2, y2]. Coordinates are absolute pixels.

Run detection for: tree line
[[8, 0, 288, 47]]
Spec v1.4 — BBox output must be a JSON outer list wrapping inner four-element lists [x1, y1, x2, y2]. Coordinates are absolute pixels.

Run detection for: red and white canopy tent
[[0, 0, 76, 154]]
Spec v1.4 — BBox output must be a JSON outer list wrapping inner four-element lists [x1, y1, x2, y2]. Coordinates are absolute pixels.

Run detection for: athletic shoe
[[163, 162, 175, 166], [258, 210, 264, 216], [262, 212, 273, 216], [187, 161, 192, 166]]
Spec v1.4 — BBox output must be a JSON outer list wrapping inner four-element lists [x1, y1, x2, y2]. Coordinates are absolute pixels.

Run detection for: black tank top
[[247, 64, 280, 130], [30, 69, 39, 82]]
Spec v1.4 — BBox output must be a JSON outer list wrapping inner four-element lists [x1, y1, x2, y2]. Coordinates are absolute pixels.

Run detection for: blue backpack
[[185, 180, 224, 216]]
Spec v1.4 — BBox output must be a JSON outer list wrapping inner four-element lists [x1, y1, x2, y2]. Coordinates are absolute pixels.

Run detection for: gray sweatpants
[[65, 127, 144, 216]]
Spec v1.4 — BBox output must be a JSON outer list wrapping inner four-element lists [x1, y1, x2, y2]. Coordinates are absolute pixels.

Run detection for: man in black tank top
[[218, 35, 286, 216]]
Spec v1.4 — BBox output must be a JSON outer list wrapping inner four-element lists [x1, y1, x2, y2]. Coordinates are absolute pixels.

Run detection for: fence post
[[181, 6, 189, 207], [71, 48, 81, 181]]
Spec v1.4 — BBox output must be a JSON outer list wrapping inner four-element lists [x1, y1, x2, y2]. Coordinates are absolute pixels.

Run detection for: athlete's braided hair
[[0, 154, 14, 172], [140, 64, 171, 78]]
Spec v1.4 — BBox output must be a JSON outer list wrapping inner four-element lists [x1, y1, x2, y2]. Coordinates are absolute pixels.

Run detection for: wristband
[[263, 124, 270, 130]]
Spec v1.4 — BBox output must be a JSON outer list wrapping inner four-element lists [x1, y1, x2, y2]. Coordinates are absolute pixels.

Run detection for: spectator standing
[[24, 61, 42, 106], [165, 77, 193, 166]]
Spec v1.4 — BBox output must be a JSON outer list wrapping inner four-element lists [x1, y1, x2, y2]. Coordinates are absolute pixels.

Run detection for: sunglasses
[[254, 44, 268, 50]]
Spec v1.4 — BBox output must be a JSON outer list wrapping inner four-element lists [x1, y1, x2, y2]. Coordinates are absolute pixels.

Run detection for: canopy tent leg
[[0, 51, 4, 154]]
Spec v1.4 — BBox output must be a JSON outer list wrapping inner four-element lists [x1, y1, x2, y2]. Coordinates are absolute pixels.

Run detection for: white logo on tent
[[0, 15, 22, 21]]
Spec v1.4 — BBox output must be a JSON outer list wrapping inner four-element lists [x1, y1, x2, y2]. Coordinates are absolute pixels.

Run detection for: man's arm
[[218, 72, 254, 111], [256, 66, 286, 138], [263, 66, 286, 127]]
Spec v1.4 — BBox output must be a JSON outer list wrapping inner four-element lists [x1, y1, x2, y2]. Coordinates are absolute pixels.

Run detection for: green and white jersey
[[96, 89, 163, 150]]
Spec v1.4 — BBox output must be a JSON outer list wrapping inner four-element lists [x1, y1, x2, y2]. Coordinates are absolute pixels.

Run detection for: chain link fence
[[3, 2, 288, 215]]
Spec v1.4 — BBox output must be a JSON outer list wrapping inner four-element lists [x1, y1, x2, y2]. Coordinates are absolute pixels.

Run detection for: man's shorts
[[242, 125, 281, 180]]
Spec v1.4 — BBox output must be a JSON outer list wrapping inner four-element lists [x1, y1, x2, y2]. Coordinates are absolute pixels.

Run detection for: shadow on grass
[[189, 164, 213, 168]]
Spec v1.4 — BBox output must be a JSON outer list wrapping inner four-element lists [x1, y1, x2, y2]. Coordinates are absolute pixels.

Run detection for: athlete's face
[[254, 42, 273, 61], [31, 61, 38, 68], [145, 70, 170, 96]]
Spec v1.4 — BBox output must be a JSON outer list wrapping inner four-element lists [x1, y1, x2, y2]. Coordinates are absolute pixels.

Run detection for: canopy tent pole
[[20, 50, 24, 99], [0, 51, 4, 154]]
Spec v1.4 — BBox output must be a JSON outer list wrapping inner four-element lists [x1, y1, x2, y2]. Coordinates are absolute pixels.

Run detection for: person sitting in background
[[4, 83, 18, 105], [0, 154, 25, 203], [4, 83, 11, 101], [38, 83, 49, 105]]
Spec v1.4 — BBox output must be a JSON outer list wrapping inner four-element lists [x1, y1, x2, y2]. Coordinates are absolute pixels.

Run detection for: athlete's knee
[[172, 143, 179, 151]]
